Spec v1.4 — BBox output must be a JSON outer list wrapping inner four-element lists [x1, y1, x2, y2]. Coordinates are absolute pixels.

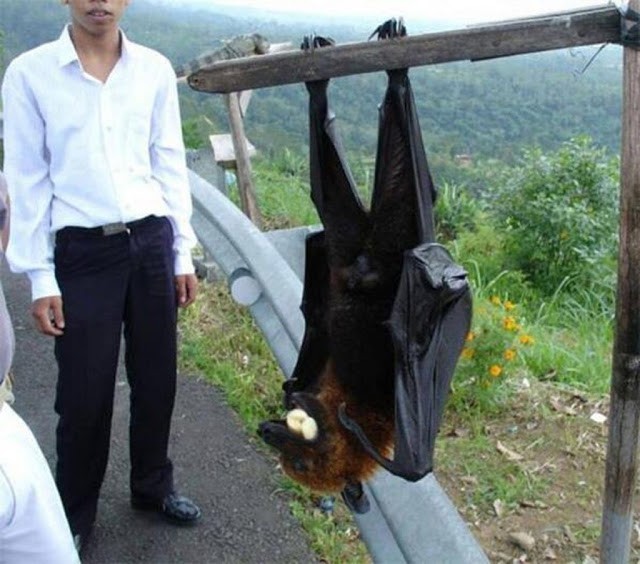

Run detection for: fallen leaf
[[571, 392, 589, 403], [540, 369, 557, 381], [563, 524, 577, 543], [447, 427, 470, 438], [519, 500, 549, 509], [493, 499, 504, 518], [497, 441, 525, 461], [508, 531, 536, 551], [461, 475, 479, 486], [550, 397, 577, 416]]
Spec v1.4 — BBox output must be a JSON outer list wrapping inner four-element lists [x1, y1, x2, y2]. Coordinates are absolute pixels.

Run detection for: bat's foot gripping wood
[[340, 481, 370, 514], [621, 5, 640, 47]]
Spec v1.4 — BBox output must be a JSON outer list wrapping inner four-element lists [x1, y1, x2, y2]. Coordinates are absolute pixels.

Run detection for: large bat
[[258, 21, 472, 513]]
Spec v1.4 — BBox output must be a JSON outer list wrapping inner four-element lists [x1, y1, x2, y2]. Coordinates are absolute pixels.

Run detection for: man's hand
[[175, 274, 198, 308], [32, 296, 65, 336]]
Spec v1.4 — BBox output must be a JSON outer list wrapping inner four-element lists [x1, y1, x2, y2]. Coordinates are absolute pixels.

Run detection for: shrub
[[489, 136, 619, 298], [434, 182, 481, 242]]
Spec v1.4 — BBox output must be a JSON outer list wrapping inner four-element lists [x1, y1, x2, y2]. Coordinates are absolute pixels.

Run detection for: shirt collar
[[56, 25, 78, 67], [56, 25, 133, 67]]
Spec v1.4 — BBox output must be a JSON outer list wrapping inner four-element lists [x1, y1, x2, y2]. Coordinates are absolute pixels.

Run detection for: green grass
[[436, 430, 547, 510]]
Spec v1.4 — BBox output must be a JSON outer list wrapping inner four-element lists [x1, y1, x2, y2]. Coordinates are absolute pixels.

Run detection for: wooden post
[[600, 1, 640, 561], [224, 92, 263, 228]]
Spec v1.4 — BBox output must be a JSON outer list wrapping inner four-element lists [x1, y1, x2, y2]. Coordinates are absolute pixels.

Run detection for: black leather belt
[[57, 215, 161, 240]]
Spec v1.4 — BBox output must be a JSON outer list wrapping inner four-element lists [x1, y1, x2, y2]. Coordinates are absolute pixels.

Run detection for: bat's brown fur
[[268, 360, 394, 493], [259, 250, 401, 493]]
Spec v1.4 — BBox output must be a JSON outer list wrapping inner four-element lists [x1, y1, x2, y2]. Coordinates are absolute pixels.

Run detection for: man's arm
[[2, 63, 65, 334], [149, 56, 199, 307]]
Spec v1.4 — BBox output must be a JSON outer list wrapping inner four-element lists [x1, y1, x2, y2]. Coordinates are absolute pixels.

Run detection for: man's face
[[63, 0, 130, 37]]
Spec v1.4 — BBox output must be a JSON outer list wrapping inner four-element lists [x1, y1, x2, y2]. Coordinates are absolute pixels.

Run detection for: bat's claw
[[341, 481, 370, 514], [300, 34, 336, 51], [369, 18, 407, 40], [301, 34, 334, 91]]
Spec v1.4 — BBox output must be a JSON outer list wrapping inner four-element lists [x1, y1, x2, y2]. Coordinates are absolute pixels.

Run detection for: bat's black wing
[[284, 39, 369, 402], [337, 24, 473, 481], [339, 244, 472, 480]]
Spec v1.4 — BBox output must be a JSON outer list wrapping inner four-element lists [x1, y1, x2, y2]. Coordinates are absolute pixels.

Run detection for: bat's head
[[258, 391, 390, 492]]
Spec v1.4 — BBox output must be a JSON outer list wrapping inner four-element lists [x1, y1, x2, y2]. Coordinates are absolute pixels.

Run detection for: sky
[[178, 0, 623, 25]]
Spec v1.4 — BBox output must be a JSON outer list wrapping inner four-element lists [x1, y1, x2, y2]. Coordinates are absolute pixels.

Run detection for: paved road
[[1, 261, 316, 563]]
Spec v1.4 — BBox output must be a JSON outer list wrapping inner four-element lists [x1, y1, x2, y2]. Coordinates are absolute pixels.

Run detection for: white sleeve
[[1, 62, 60, 300], [0, 461, 17, 529], [149, 57, 197, 276]]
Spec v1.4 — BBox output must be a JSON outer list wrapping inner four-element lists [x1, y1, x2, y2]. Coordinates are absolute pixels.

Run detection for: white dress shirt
[[0, 403, 80, 564], [1, 26, 197, 300]]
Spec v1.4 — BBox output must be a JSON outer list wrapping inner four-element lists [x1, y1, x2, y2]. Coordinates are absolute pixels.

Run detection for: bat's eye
[[292, 458, 309, 473]]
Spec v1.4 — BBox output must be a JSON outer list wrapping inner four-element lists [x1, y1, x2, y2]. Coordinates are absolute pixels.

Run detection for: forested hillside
[[0, 0, 622, 165]]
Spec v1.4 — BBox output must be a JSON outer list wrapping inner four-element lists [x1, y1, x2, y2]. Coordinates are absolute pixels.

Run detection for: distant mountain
[[0, 0, 623, 170]]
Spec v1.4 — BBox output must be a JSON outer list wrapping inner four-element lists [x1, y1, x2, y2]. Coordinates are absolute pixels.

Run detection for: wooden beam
[[188, 5, 621, 94], [600, 0, 640, 561], [224, 93, 263, 228]]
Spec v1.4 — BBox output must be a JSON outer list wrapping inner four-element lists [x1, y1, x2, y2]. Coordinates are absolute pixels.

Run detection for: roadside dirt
[[435, 378, 634, 563]]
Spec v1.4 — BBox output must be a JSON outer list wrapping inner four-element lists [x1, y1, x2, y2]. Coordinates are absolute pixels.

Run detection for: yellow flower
[[489, 364, 502, 377], [461, 347, 475, 359], [519, 334, 535, 345], [504, 300, 515, 311], [490, 296, 501, 306], [503, 349, 516, 361], [503, 316, 518, 331], [465, 331, 476, 342]]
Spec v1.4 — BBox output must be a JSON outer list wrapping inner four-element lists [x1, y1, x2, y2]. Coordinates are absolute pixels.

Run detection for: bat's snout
[[257, 421, 285, 448]]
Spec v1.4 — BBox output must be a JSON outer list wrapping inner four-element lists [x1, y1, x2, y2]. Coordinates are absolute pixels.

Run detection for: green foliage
[[489, 136, 619, 299], [252, 156, 318, 229], [434, 182, 481, 241], [181, 116, 212, 149], [269, 147, 308, 178], [452, 294, 534, 411]]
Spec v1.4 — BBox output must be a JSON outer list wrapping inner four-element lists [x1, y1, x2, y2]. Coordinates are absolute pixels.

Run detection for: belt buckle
[[101, 222, 129, 236]]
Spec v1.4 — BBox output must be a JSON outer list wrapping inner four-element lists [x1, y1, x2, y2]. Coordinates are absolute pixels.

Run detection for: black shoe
[[131, 492, 202, 525]]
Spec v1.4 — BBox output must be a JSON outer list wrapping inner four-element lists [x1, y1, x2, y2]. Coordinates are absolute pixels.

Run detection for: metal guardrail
[[189, 168, 489, 563]]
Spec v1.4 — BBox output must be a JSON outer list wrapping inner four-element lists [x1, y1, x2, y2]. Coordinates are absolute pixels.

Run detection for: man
[[0, 171, 80, 563], [2, 0, 201, 550]]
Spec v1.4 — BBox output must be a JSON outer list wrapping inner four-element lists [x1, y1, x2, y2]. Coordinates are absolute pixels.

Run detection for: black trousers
[[53, 215, 177, 537]]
